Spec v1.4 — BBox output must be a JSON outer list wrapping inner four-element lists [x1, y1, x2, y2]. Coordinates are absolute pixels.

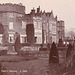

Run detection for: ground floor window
[[52, 36, 56, 43], [35, 36, 42, 44], [0, 34, 3, 44], [20, 35, 27, 43], [34, 37, 37, 43], [9, 34, 14, 43]]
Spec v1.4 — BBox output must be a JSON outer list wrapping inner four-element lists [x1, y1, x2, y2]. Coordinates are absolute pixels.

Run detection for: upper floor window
[[22, 21, 26, 29], [17, 14, 22, 17], [52, 25, 56, 33], [49, 24, 52, 31], [9, 22, 14, 30], [38, 21, 42, 28], [9, 13, 14, 18], [33, 21, 37, 28]]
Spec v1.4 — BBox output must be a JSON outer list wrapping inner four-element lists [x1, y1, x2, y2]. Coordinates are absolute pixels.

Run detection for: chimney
[[30, 7, 35, 15], [37, 6, 40, 13], [55, 15, 57, 21]]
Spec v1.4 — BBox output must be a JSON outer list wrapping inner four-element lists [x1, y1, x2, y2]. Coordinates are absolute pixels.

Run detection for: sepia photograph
[[0, 0, 74, 75]]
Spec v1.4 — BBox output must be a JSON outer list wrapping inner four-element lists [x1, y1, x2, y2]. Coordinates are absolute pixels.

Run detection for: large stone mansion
[[0, 3, 65, 45]]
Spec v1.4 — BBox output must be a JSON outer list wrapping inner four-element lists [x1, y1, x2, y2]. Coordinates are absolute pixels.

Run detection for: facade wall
[[57, 20, 65, 42], [25, 15, 42, 44], [49, 21, 57, 43], [0, 3, 26, 44], [41, 13, 47, 44], [0, 4, 65, 45], [26, 16, 42, 44], [42, 12, 57, 44], [0, 3, 25, 14]]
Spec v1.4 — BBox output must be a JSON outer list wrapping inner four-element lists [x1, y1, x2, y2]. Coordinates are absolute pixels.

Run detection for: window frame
[[9, 22, 14, 30]]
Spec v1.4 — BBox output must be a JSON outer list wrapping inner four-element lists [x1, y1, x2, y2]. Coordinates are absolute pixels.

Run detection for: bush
[[39, 48, 47, 51], [66, 43, 73, 58], [0, 50, 7, 55], [21, 43, 31, 47], [49, 42, 59, 63], [0, 46, 7, 55]]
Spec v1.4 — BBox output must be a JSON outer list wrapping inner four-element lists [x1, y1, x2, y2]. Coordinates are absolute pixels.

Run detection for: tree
[[49, 42, 59, 64], [0, 23, 4, 34], [65, 43, 73, 68], [65, 30, 75, 39], [2, 26, 9, 45], [14, 33, 21, 54], [26, 24, 34, 45], [0, 24, 8, 45], [66, 43, 73, 58]]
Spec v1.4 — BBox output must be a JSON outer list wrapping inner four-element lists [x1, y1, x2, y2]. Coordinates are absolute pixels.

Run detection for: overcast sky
[[0, 0, 75, 31]]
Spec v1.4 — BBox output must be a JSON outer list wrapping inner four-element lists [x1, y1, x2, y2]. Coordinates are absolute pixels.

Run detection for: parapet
[[0, 3, 25, 14]]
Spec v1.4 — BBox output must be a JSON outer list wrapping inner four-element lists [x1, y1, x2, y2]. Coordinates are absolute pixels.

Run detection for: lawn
[[0, 55, 75, 75]]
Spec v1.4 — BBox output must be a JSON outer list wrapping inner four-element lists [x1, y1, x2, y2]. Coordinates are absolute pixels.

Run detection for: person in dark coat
[[49, 42, 59, 64], [14, 32, 21, 54]]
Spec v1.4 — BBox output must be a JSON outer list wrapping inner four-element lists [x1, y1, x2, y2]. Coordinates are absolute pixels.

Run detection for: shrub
[[39, 48, 47, 51], [49, 42, 59, 64], [66, 43, 73, 58]]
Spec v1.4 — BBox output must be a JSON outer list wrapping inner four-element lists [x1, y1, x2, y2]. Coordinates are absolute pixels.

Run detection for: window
[[44, 35, 46, 43], [9, 22, 14, 30], [39, 37, 41, 42], [22, 21, 26, 29], [17, 14, 22, 17], [37, 37, 42, 44], [9, 13, 14, 18], [52, 36, 56, 43], [40, 22, 42, 28], [33, 21, 37, 28], [21, 37, 26, 43], [34, 37, 37, 43], [0, 34, 3, 44], [38, 21, 42, 28], [20, 35, 27, 43], [49, 24, 52, 32], [9, 34, 14, 43], [52, 25, 56, 33]]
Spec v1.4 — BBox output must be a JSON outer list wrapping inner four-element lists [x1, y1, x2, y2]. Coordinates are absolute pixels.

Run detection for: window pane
[[9, 34, 14, 43], [9, 13, 14, 18], [0, 34, 3, 44], [9, 22, 13, 30], [22, 21, 26, 29], [33, 21, 37, 28], [20, 35, 27, 43]]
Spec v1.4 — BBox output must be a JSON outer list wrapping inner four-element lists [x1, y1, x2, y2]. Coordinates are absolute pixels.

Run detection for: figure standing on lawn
[[14, 32, 21, 55], [49, 42, 59, 64]]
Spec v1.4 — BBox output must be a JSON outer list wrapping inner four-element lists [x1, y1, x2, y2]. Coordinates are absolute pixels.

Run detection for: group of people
[[49, 42, 75, 68]]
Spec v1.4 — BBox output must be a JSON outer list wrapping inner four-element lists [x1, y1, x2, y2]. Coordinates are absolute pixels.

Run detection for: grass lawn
[[0, 55, 75, 75]]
